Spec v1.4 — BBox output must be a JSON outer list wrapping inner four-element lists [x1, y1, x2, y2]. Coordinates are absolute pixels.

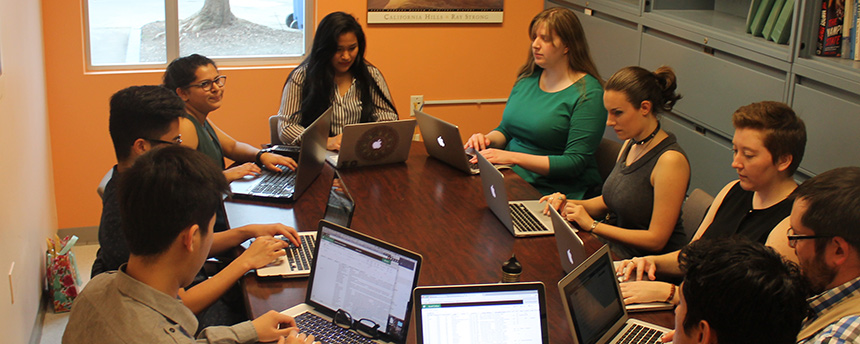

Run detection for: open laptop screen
[[307, 221, 420, 343], [414, 283, 548, 344], [322, 172, 355, 227], [561, 250, 625, 344]]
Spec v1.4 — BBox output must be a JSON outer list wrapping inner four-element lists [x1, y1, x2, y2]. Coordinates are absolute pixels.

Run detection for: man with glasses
[[790, 166, 860, 343], [65, 145, 316, 344], [93, 85, 301, 328]]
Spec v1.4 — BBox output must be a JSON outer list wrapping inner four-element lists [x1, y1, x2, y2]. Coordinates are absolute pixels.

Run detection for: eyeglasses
[[144, 135, 182, 146], [332, 309, 380, 339], [185, 75, 227, 92], [786, 226, 833, 248]]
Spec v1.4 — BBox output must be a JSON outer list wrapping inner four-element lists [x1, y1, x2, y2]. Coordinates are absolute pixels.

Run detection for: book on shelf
[[770, 0, 795, 44], [763, 0, 787, 39], [844, 0, 855, 58], [751, 0, 777, 36], [747, 0, 763, 33], [856, 0, 860, 60], [816, 0, 845, 56]]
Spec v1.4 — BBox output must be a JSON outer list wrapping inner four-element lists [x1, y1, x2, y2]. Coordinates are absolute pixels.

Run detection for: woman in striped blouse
[[277, 11, 398, 150]]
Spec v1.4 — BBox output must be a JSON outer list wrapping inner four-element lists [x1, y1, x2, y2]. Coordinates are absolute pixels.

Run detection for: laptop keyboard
[[249, 166, 297, 196], [294, 312, 375, 344], [617, 323, 664, 344], [285, 235, 315, 272], [510, 203, 549, 233]]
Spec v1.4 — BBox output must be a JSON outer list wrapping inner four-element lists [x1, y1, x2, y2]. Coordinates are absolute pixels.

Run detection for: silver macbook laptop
[[281, 220, 423, 344], [230, 108, 330, 202], [414, 110, 480, 174], [550, 207, 673, 312], [476, 151, 553, 237], [550, 206, 587, 274], [326, 119, 417, 168], [413, 282, 550, 344], [247, 172, 356, 278], [558, 245, 670, 344]]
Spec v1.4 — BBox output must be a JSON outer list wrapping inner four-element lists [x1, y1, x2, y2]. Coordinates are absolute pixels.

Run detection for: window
[[84, 0, 309, 69]]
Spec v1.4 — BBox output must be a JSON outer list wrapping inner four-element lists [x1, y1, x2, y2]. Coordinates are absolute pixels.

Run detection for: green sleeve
[[546, 84, 605, 178]]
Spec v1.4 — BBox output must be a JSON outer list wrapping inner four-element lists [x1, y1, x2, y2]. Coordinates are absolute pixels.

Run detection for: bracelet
[[665, 284, 676, 304], [255, 149, 269, 166], [588, 220, 600, 232]]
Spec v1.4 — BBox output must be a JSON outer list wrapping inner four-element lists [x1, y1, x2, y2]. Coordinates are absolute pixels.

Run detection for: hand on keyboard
[[259, 152, 297, 172], [239, 236, 288, 269], [224, 162, 262, 182]]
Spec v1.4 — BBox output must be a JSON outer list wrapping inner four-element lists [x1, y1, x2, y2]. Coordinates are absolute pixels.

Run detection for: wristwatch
[[589, 220, 600, 232], [255, 149, 271, 166]]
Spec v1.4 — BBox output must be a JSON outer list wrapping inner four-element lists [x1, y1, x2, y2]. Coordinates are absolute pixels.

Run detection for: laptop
[[326, 119, 417, 168], [281, 220, 423, 344], [247, 172, 357, 278], [550, 206, 587, 274], [549, 208, 672, 312], [558, 245, 670, 344], [414, 110, 480, 174], [322, 171, 356, 228], [230, 108, 330, 202], [413, 282, 550, 344], [476, 151, 553, 237]]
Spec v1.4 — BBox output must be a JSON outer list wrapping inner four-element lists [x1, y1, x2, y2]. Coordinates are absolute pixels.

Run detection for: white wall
[[0, 0, 58, 343]]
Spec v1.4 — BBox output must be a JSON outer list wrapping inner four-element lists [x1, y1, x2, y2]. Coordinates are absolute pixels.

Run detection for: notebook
[[550, 208, 673, 312], [281, 220, 423, 344], [413, 282, 550, 344], [322, 171, 356, 228], [414, 110, 480, 174], [550, 206, 587, 274], [326, 119, 417, 168], [230, 108, 330, 202], [476, 151, 553, 237], [558, 245, 670, 344], [247, 172, 357, 278]]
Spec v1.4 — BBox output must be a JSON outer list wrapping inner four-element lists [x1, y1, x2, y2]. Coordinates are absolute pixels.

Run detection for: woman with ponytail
[[543, 66, 690, 259], [277, 11, 397, 150]]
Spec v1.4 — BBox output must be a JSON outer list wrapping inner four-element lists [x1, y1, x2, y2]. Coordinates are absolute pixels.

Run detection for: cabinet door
[[792, 83, 860, 175], [663, 115, 737, 196], [578, 11, 641, 80], [641, 31, 787, 137]]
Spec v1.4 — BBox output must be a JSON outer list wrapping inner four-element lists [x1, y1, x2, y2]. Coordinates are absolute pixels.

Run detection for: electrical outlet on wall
[[410, 95, 424, 117]]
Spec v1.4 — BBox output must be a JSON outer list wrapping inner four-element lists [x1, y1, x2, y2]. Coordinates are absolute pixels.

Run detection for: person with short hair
[[93, 86, 300, 328], [277, 11, 398, 149], [668, 237, 809, 344], [64, 146, 317, 344], [542, 66, 690, 258], [616, 101, 806, 305], [790, 167, 860, 343], [465, 7, 606, 200]]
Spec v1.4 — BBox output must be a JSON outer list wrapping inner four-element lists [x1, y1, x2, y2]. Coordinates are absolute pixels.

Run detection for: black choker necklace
[[632, 121, 661, 145]]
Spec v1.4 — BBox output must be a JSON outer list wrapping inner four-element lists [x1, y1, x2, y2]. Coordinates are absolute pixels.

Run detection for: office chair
[[681, 188, 714, 242], [97, 168, 114, 200], [269, 115, 282, 145], [595, 138, 622, 183]]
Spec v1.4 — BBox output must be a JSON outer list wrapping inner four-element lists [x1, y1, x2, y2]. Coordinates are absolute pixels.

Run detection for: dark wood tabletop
[[232, 142, 674, 343]]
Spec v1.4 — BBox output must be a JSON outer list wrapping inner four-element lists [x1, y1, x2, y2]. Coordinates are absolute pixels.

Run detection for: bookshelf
[[546, 0, 860, 190]]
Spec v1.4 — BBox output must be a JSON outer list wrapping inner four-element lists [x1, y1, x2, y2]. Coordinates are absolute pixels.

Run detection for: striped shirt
[[799, 276, 860, 343], [277, 64, 398, 144]]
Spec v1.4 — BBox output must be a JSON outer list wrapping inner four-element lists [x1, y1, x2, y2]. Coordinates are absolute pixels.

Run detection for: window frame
[[82, 0, 312, 71]]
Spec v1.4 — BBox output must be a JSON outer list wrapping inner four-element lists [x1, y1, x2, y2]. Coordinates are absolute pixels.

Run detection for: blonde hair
[[516, 7, 602, 86]]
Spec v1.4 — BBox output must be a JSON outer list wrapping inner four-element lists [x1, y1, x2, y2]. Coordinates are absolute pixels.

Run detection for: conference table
[[230, 142, 674, 343]]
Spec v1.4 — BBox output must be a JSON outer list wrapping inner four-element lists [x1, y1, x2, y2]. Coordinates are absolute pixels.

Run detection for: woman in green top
[[164, 54, 297, 183], [466, 7, 605, 200]]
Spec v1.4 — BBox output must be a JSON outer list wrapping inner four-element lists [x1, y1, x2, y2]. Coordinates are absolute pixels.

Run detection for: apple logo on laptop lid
[[436, 136, 445, 147]]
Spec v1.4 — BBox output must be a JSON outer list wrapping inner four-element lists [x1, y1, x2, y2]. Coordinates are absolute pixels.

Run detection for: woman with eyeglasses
[[164, 54, 297, 183], [277, 11, 398, 150], [613, 101, 806, 306]]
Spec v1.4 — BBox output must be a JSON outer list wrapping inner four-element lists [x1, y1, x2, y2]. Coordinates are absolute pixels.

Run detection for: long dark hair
[[289, 12, 397, 128]]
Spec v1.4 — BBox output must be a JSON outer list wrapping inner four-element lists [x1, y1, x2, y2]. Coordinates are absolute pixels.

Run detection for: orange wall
[[44, 0, 543, 229]]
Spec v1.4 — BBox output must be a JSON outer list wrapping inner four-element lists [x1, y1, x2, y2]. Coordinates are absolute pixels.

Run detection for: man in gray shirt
[[63, 145, 316, 344]]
